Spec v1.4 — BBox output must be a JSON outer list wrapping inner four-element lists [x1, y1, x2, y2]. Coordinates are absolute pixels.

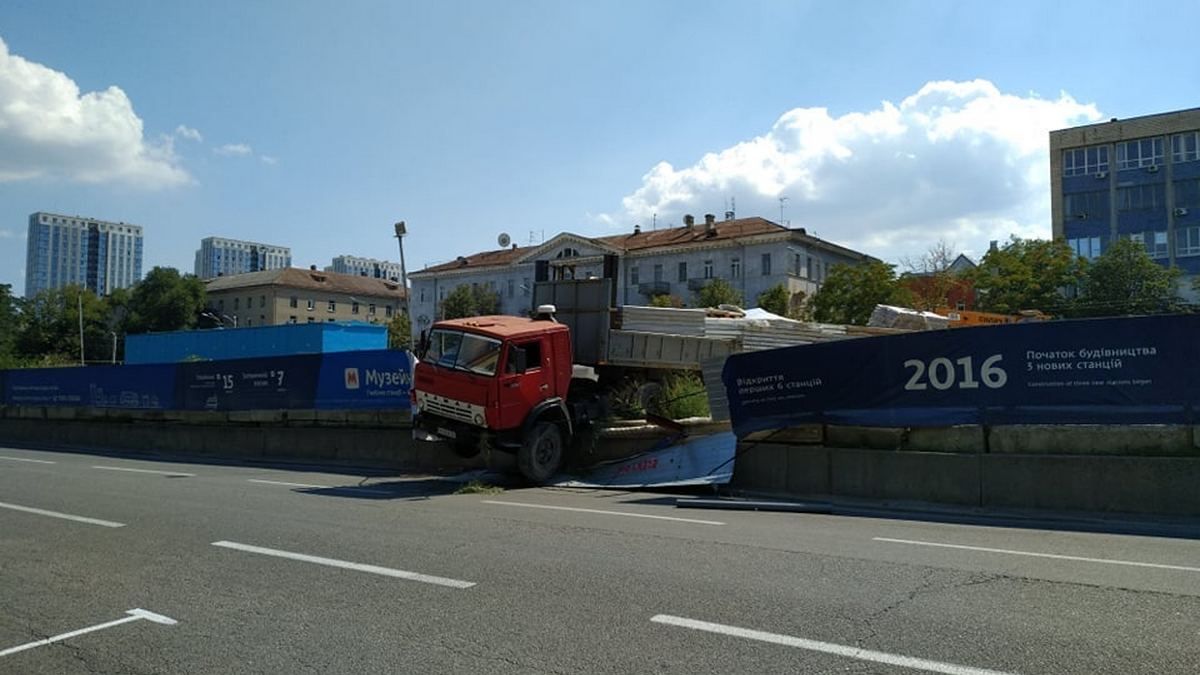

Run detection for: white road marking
[[481, 500, 725, 526], [0, 500, 125, 528], [874, 537, 1200, 573], [0, 455, 56, 465], [92, 465, 195, 477], [0, 608, 176, 657], [246, 479, 393, 495], [211, 540, 475, 589], [651, 614, 1017, 675]]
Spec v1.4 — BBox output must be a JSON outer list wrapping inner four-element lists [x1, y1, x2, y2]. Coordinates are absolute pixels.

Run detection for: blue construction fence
[[723, 314, 1200, 438], [0, 349, 412, 412]]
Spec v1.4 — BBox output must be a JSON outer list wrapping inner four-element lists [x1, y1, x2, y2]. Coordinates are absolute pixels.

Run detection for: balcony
[[637, 280, 671, 296]]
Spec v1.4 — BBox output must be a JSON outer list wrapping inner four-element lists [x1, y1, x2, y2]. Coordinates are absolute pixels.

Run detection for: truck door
[[497, 337, 550, 430]]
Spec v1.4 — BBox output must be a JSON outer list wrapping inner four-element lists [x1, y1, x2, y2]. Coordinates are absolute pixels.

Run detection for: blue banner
[[3, 364, 176, 409], [722, 314, 1200, 437], [175, 354, 322, 411], [315, 350, 413, 410]]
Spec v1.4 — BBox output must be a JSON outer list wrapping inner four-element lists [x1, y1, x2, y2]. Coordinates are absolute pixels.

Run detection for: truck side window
[[507, 341, 542, 374]]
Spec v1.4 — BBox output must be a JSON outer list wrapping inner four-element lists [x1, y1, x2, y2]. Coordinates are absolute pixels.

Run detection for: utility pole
[[110, 331, 117, 364], [78, 292, 85, 366], [394, 221, 409, 316]]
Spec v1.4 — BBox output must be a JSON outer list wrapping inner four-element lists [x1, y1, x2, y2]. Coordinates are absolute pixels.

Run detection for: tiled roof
[[204, 267, 407, 298], [598, 216, 785, 251], [416, 246, 528, 274]]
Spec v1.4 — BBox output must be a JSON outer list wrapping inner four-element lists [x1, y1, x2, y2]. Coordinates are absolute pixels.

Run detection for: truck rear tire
[[518, 422, 563, 484]]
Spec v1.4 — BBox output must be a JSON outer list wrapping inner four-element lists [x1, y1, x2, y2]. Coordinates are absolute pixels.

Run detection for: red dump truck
[[411, 278, 736, 482]]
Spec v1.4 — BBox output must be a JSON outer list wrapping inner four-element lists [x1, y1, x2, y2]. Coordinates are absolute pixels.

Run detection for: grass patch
[[454, 480, 504, 495]]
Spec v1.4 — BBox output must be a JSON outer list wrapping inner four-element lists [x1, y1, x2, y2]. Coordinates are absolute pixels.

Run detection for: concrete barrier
[[989, 425, 1197, 456]]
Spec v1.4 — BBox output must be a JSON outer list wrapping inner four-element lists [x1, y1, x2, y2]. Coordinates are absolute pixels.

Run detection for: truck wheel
[[518, 422, 563, 484]]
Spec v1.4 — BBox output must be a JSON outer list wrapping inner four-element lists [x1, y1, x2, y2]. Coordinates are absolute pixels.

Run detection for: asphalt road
[[1, 444, 1199, 674]]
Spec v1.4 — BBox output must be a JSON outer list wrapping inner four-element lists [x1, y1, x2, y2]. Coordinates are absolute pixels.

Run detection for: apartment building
[[203, 267, 406, 328], [24, 211, 143, 297], [194, 236, 291, 280]]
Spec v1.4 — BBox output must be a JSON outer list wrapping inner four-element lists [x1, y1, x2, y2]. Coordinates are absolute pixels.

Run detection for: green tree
[[123, 267, 207, 334], [1076, 238, 1181, 316], [387, 312, 412, 349], [0, 284, 19, 368], [15, 285, 113, 364], [968, 237, 1084, 315], [809, 261, 911, 325], [696, 278, 743, 308], [756, 284, 790, 316], [441, 284, 502, 319]]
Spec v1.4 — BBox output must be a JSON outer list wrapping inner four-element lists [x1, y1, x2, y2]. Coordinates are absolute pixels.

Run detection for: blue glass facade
[[23, 212, 143, 297]]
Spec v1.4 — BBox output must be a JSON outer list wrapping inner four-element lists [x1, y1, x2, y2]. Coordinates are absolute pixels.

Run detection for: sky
[[1, 0, 1197, 296]]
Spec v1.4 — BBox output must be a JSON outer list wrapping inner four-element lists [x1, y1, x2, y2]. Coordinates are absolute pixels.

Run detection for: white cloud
[[175, 125, 203, 142], [0, 229, 15, 239], [260, 155, 278, 165], [0, 36, 189, 187], [214, 143, 253, 157], [608, 79, 1102, 263]]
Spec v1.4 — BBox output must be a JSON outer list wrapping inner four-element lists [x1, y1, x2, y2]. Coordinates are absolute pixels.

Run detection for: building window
[[522, 278, 531, 296], [1176, 178, 1200, 209], [352, 301, 360, 314], [1068, 236, 1104, 260], [327, 318, 335, 322], [218, 299, 225, 311], [1173, 132, 1200, 164], [761, 253, 771, 276], [507, 279, 515, 298], [1062, 145, 1109, 177], [420, 288, 427, 302], [288, 316, 297, 324], [630, 265, 640, 286], [234, 298, 239, 310], [368, 304, 376, 315], [1176, 227, 1200, 257], [1063, 190, 1110, 221], [703, 260, 713, 279], [307, 317, 315, 323], [260, 295, 266, 308], [1129, 231, 1168, 259], [289, 296, 297, 308], [653, 264, 663, 282], [385, 305, 393, 318], [677, 262, 687, 282], [246, 319, 252, 327], [1116, 138, 1164, 170], [806, 256, 814, 280], [1117, 184, 1166, 212], [328, 300, 336, 312], [307, 298, 315, 311], [730, 257, 741, 278]]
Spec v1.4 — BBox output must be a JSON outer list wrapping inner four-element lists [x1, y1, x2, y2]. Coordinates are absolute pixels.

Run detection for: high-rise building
[[194, 237, 291, 279], [1051, 109, 1200, 279], [24, 211, 144, 297], [326, 255, 403, 281]]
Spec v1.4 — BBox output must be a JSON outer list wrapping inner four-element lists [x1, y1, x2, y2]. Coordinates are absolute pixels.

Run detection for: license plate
[[437, 427, 457, 440]]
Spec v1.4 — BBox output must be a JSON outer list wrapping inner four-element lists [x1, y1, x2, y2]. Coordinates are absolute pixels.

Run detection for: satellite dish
[[497, 232, 512, 248]]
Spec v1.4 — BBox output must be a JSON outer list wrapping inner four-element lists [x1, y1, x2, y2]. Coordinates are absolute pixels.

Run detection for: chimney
[[724, 210, 735, 221], [684, 214, 695, 229], [511, 243, 517, 250], [633, 223, 641, 235], [309, 264, 317, 271], [704, 213, 716, 236], [989, 240, 999, 251]]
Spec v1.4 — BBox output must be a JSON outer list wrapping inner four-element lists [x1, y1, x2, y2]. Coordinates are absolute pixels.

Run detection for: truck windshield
[[425, 329, 502, 376]]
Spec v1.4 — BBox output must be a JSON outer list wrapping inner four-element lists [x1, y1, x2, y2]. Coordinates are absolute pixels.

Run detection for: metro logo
[[344, 368, 361, 390]]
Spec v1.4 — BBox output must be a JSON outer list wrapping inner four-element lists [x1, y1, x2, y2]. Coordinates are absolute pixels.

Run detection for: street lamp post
[[110, 331, 118, 364], [393, 221, 409, 316]]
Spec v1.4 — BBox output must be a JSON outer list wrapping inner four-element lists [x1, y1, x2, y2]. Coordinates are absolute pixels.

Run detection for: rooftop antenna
[[779, 196, 789, 226], [731, 196, 736, 218], [652, 212, 657, 230]]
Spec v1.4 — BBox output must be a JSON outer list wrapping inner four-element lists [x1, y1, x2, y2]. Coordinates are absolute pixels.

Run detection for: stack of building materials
[[618, 306, 707, 337], [867, 304, 950, 331]]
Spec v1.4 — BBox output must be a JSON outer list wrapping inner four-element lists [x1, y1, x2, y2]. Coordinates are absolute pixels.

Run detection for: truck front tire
[[518, 422, 563, 484]]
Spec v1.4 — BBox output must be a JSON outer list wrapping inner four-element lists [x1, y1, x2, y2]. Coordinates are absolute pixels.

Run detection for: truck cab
[[412, 309, 577, 482]]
